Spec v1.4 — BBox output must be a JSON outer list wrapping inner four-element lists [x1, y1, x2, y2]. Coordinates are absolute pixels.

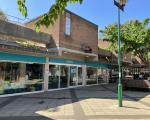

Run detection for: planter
[[124, 79, 150, 91]]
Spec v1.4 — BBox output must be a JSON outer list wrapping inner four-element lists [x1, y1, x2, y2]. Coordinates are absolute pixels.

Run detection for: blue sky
[[0, 0, 150, 29]]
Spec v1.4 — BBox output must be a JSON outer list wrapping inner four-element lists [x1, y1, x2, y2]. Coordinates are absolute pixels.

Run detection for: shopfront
[[48, 58, 111, 90], [0, 54, 111, 96], [0, 52, 45, 96], [48, 62, 84, 90], [86, 62, 111, 85]]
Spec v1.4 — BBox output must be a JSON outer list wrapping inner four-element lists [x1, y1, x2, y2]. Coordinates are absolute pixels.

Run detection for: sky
[[0, 0, 150, 30]]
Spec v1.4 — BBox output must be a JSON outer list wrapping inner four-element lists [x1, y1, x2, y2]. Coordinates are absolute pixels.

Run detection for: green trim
[[49, 58, 111, 68], [49, 58, 84, 65], [86, 61, 111, 68], [0, 52, 45, 64]]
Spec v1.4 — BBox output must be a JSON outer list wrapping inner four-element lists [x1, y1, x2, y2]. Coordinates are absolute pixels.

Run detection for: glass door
[[78, 67, 83, 85], [69, 66, 77, 87], [48, 65, 59, 89], [60, 65, 69, 88]]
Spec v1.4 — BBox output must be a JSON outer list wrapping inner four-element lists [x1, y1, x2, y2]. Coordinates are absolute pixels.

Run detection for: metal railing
[[1, 14, 31, 26], [0, 42, 58, 56]]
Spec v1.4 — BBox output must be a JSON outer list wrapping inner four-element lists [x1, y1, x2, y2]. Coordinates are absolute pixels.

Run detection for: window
[[0, 62, 44, 95], [65, 13, 71, 35], [86, 67, 97, 85], [48, 65, 59, 89]]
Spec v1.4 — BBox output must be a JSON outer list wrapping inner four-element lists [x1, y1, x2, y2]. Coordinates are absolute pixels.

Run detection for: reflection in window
[[70, 66, 77, 86], [0, 62, 43, 95], [49, 65, 59, 89], [78, 67, 83, 85], [60, 66, 68, 88], [86, 67, 97, 85], [65, 13, 71, 35], [97, 68, 109, 84], [26, 64, 43, 80], [25, 64, 43, 92]]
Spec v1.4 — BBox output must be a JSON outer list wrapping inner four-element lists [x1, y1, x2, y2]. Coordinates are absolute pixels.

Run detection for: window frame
[[65, 12, 71, 36]]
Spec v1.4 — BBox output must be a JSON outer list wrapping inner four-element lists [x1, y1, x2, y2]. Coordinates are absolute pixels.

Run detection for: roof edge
[[25, 9, 98, 27]]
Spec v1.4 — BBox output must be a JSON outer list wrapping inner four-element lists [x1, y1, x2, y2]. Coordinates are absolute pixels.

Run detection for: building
[[98, 39, 150, 81], [0, 10, 111, 97]]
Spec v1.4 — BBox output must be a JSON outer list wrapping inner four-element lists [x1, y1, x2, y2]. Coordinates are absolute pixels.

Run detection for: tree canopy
[[100, 18, 150, 64]]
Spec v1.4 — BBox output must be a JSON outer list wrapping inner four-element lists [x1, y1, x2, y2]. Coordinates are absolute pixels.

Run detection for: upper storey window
[[65, 13, 71, 36]]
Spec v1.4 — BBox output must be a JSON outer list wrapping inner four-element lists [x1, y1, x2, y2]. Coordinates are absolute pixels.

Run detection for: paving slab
[[0, 84, 150, 120]]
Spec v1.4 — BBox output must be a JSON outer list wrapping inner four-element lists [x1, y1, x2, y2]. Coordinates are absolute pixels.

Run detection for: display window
[[0, 62, 44, 95]]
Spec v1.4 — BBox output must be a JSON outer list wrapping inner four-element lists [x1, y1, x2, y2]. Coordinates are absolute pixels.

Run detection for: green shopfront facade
[[0, 52, 111, 97]]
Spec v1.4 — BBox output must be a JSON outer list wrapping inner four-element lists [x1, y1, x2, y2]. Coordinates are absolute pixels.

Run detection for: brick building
[[98, 39, 149, 81], [0, 10, 111, 97]]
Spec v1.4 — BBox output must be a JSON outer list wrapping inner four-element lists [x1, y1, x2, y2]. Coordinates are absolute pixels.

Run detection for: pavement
[[0, 84, 150, 120]]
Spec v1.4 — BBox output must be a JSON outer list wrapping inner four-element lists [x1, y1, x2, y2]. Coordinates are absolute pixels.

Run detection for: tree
[[0, 10, 7, 21], [17, 0, 83, 32], [100, 18, 150, 64]]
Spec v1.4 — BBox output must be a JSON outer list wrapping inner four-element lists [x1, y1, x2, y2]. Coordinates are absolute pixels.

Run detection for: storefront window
[[0, 62, 43, 95], [49, 65, 59, 89], [0, 62, 20, 95], [78, 67, 83, 85], [97, 68, 109, 84], [86, 67, 97, 85], [25, 64, 43, 92], [69, 66, 77, 86], [60, 66, 68, 88]]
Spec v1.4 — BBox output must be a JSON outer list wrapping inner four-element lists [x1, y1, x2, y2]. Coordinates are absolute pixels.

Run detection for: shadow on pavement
[[0, 84, 149, 120]]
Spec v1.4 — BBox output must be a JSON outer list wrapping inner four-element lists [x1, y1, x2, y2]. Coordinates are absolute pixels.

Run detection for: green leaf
[[100, 18, 150, 63], [35, 25, 40, 33]]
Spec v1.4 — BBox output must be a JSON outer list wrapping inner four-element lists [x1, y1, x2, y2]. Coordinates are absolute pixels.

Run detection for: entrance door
[[48, 65, 59, 89], [60, 65, 69, 88], [69, 66, 77, 87], [78, 67, 83, 85]]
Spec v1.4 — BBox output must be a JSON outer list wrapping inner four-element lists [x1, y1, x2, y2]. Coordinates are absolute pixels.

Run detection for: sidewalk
[[0, 84, 150, 120]]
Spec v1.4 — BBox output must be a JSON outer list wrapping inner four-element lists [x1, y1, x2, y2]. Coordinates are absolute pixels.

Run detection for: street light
[[114, 0, 128, 107], [119, 0, 128, 6]]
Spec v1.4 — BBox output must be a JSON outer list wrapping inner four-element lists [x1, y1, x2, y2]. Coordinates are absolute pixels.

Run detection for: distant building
[[98, 39, 150, 84]]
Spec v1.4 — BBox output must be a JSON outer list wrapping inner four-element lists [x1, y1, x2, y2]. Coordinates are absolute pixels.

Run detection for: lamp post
[[114, 0, 128, 107]]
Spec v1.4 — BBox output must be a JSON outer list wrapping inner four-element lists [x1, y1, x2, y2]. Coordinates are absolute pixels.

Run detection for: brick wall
[[25, 16, 60, 48], [98, 40, 132, 63], [59, 11, 98, 54], [25, 10, 98, 55]]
